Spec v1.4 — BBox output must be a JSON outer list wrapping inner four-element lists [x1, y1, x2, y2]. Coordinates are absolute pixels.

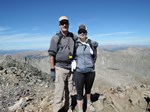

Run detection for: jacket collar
[[59, 31, 70, 37]]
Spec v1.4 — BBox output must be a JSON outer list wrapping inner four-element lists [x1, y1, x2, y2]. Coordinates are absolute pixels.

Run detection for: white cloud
[[89, 32, 150, 45], [91, 32, 135, 38], [0, 33, 51, 43], [0, 32, 52, 50], [0, 26, 53, 50], [0, 26, 10, 32]]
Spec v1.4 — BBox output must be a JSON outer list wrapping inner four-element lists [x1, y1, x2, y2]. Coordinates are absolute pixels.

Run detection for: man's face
[[59, 20, 69, 32]]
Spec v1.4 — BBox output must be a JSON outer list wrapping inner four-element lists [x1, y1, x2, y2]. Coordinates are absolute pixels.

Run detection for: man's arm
[[50, 55, 55, 69], [48, 35, 59, 81], [49, 55, 55, 81], [48, 35, 59, 68]]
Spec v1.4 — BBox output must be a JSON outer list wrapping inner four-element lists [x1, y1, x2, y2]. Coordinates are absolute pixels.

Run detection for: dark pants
[[74, 71, 95, 100]]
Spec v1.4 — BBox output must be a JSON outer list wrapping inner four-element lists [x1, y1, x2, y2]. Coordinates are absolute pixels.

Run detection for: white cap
[[59, 16, 69, 21]]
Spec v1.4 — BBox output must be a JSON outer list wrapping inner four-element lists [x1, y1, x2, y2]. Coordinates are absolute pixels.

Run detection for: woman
[[73, 24, 98, 112]]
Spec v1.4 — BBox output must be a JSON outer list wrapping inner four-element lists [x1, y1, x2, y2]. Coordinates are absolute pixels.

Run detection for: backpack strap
[[56, 32, 75, 51], [56, 33, 62, 44], [69, 32, 74, 39], [86, 39, 97, 63], [75, 39, 97, 64], [56, 33, 62, 51]]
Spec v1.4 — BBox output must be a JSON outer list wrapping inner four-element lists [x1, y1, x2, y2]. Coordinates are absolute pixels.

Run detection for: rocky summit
[[0, 55, 54, 112], [0, 47, 150, 112]]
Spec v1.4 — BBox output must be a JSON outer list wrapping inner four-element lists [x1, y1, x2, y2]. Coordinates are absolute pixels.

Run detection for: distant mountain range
[[1, 45, 149, 54], [0, 50, 38, 55], [101, 45, 150, 52]]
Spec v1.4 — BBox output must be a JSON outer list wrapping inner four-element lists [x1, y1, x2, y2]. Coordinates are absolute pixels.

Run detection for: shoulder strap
[[75, 39, 93, 52], [87, 39, 92, 48], [69, 32, 74, 38], [87, 39, 97, 63], [55, 33, 62, 51], [68, 32, 76, 42], [75, 42, 78, 50], [56, 32, 74, 44], [56, 32, 75, 51], [56, 33, 62, 45]]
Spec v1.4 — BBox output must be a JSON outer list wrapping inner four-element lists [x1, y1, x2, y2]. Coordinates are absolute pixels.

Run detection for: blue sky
[[0, 0, 150, 50]]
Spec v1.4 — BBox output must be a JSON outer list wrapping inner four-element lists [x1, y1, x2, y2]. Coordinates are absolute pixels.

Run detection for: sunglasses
[[78, 30, 87, 34], [60, 20, 69, 25]]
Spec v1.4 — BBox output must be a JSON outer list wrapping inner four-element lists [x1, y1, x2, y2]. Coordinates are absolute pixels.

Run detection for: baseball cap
[[78, 24, 87, 31], [59, 16, 69, 22], [78, 24, 87, 34]]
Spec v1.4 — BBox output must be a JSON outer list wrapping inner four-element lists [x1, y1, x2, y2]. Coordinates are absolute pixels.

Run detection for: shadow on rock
[[91, 92, 100, 102]]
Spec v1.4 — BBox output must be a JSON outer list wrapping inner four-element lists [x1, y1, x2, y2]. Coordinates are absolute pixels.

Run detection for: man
[[48, 16, 77, 112]]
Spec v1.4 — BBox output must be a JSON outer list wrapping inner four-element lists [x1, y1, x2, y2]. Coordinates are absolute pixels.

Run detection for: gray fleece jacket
[[75, 39, 98, 73]]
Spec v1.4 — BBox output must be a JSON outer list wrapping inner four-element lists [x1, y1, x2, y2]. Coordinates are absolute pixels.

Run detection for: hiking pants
[[74, 71, 95, 100], [53, 66, 73, 112]]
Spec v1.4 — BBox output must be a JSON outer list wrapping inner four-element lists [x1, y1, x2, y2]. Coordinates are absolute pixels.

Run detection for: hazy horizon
[[0, 45, 150, 55]]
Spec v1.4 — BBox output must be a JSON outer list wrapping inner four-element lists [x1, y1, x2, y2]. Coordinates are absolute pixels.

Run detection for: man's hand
[[50, 68, 55, 82]]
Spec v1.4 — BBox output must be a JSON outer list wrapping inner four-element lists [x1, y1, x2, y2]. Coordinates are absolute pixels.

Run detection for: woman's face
[[78, 30, 87, 40]]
